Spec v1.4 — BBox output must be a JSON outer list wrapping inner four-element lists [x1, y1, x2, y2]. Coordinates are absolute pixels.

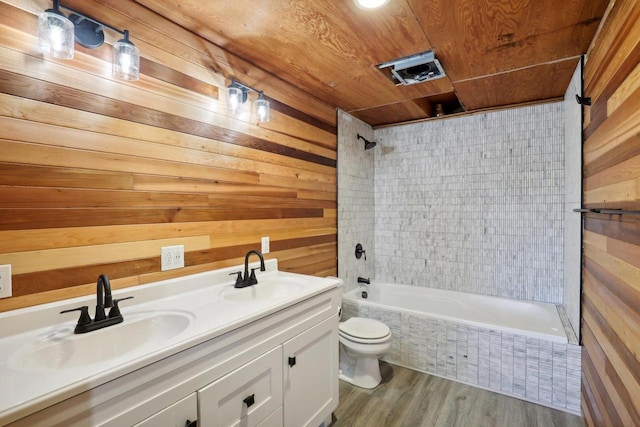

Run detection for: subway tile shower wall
[[337, 110, 376, 290], [373, 103, 565, 303]]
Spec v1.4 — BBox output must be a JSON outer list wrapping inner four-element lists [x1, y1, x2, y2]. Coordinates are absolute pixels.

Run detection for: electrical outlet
[[0, 264, 12, 298], [261, 236, 270, 254], [161, 245, 185, 271]]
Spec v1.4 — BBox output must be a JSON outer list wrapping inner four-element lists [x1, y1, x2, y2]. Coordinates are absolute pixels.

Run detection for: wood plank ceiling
[[133, 0, 609, 126]]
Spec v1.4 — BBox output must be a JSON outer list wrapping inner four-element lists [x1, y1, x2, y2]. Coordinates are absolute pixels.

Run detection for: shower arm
[[357, 134, 377, 150]]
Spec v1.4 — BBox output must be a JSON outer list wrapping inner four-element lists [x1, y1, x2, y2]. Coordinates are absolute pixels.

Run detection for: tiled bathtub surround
[[341, 300, 582, 414], [337, 110, 376, 289], [373, 103, 565, 303]]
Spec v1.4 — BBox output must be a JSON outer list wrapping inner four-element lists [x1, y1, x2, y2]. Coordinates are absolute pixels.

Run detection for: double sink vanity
[[0, 258, 341, 427]]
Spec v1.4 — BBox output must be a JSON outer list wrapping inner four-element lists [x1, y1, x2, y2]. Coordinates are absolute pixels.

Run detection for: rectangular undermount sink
[[0, 259, 340, 424]]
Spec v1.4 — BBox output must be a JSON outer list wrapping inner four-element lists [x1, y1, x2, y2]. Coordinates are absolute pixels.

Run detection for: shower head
[[357, 134, 377, 150]]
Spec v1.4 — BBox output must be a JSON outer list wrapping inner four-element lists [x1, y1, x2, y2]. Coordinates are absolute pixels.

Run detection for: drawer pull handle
[[243, 394, 255, 408], [288, 356, 296, 367]]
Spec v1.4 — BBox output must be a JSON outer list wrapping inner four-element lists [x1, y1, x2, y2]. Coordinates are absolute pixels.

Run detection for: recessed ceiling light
[[354, 0, 390, 9]]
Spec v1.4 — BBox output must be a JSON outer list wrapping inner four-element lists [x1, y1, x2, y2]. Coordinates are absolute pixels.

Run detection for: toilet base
[[338, 344, 383, 389]]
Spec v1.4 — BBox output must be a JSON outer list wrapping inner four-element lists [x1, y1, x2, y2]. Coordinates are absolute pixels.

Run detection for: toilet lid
[[339, 317, 390, 340]]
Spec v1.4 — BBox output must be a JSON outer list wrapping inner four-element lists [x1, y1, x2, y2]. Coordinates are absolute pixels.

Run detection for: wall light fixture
[[38, 0, 140, 81], [227, 78, 270, 122]]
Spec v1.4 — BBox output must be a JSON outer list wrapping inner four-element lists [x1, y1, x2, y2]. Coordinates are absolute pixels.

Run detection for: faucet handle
[[355, 243, 367, 261], [108, 296, 134, 318], [229, 271, 244, 287], [61, 306, 92, 325], [249, 268, 260, 285], [94, 305, 107, 322]]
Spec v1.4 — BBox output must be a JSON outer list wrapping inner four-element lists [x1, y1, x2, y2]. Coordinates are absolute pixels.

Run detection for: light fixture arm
[[229, 77, 263, 96], [57, 2, 127, 37], [50, 0, 62, 13]]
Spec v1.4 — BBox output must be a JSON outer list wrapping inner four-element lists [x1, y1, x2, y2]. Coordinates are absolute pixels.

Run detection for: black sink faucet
[[95, 274, 113, 321], [243, 249, 266, 286], [231, 250, 266, 288], [357, 277, 371, 285], [60, 274, 133, 334]]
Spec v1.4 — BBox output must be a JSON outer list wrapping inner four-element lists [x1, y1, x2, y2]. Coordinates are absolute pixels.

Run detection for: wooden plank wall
[[581, 0, 640, 425], [0, 0, 338, 312]]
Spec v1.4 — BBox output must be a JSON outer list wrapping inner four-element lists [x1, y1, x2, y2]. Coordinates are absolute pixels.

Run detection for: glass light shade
[[113, 38, 140, 81], [254, 97, 270, 122], [227, 87, 244, 115], [37, 10, 74, 59], [354, 0, 390, 8]]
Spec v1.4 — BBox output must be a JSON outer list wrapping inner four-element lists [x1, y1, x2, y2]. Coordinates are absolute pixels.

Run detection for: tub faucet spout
[[357, 277, 370, 285]]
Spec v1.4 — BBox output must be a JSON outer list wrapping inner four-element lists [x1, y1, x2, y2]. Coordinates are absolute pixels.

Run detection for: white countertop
[[0, 259, 340, 424]]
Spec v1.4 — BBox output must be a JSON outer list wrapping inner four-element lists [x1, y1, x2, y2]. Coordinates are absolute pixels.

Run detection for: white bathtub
[[342, 282, 568, 343], [340, 282, 582, 413]]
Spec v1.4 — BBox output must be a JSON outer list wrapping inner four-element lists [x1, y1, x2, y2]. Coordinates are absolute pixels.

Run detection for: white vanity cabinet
[[6, 286, 340, 427], [133, 393, 198, 427], [283, 316, 338, 427], [197, 303, 339, 427], [198, 346, 283, 427]]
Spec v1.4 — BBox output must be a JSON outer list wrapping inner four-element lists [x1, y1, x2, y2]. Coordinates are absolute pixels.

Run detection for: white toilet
[[338, 316, 392, 389]]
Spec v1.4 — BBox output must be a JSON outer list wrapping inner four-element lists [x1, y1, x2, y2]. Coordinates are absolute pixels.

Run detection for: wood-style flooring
[[332, 362, 583, 427]]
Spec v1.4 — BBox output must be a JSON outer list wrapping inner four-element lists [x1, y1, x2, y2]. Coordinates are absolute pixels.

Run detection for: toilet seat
[[339, 317, 391, 344], [338, 316, 392, 388]]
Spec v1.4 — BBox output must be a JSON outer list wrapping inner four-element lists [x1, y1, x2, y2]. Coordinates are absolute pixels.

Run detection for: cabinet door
[[198, 346, 283, 427], [256, 407, 283, 427], [283, 315, 338, 427], [134, 393, 197, 427]]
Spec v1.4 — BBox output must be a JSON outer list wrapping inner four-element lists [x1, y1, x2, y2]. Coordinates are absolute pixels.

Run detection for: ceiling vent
[[377, 50, 446, 86]]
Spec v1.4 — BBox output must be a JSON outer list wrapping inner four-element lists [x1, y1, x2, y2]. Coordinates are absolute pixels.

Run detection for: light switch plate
[[0, 264, 12, 298], [261, 236, 270, 254]]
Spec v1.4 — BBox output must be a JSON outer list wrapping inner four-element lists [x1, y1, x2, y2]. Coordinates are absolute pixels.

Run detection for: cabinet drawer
[[134, 393, 197, 427], [199, 346, 283, 427], [256, 407, 283, 427]]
